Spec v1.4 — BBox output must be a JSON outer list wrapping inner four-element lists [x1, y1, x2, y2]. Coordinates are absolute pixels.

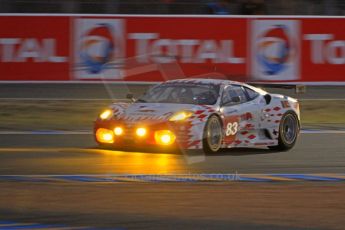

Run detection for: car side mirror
[[126, 93, 135, 102], [264, 94, 271, 105]]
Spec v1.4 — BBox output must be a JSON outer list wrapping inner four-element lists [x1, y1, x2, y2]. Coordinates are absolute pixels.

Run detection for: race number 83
[[226, 122, 238, 136]]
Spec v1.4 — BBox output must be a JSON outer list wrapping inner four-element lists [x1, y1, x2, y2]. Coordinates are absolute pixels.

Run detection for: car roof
[[165, 78, 243, 86], [163, 78, 267, 95]]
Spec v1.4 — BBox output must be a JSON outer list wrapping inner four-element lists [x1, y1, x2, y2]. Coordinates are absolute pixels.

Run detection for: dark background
[[1, 0, 345, 15]]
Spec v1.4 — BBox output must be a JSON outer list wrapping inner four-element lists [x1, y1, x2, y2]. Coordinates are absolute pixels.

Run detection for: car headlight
[[99, 109, 113, 120], [114, 127, 124, 136], [95, 128, 114, 144], [169, 111, 193, 121], [154, 130, 176, 145], [136, 127, 147, 137]]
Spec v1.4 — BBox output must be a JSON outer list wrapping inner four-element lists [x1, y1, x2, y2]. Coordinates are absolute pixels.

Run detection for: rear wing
[[181, 74, 308, 94], [247, 83, 307, 94]]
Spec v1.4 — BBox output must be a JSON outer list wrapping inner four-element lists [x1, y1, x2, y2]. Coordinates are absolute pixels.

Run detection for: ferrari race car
[[94, 78, 300, 153]]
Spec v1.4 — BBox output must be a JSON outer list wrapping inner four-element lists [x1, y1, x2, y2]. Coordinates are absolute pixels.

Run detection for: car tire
[[268, 111, 299, 151], [203, 115, 223, 154]]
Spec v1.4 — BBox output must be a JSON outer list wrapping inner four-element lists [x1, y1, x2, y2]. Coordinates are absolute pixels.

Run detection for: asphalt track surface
[[0, 133, 345, 230], [0, 133, 345, 175], [1, 84, 345, 229]]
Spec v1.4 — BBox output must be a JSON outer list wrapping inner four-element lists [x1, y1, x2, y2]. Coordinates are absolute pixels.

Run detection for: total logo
[[79, 23, 115, 74], [74, 19, 124, 80], [257, 25, 293, 75], [128, 33, 244, 64], [0, 38, 66, 63], [251, 20, 300, 81]]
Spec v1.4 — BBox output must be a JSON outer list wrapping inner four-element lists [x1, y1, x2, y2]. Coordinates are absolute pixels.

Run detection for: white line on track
[[0, 130, 344, 135], [299, 99, 345, 101], [0, 98, 126, 101], [301, 130, 345, 134], [1, 98, 344, 101]]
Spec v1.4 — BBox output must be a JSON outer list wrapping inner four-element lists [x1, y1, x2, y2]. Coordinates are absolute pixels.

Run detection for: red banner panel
[[0, 16, 70, 81], [72, 16, 248, 82], [301, 18, 345, 82], [0, 15, 345, 84]]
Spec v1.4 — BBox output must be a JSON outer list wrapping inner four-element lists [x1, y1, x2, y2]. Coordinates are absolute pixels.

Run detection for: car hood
[[119, 103, 215, 122]]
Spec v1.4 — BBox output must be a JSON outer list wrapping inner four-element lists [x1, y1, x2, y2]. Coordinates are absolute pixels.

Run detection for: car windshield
[[137, 83, 220, 105]]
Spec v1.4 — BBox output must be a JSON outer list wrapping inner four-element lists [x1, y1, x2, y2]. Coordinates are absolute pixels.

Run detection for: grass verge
[[0, 100, 344, 131]]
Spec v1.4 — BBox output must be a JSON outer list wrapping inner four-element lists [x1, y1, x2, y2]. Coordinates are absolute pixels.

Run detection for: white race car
[[94, 78, 300, 153]]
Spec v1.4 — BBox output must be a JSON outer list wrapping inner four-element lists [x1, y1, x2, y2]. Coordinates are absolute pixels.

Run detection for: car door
[[220, 84, 260, 146]]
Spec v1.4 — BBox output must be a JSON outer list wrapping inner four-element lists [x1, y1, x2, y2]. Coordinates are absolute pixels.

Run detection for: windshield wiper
[[136, 99, 147, 103]]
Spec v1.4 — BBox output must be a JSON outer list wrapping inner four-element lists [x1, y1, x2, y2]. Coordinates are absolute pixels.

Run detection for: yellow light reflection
[[93, 149, 185, 174], [156, 154, 170, 167]]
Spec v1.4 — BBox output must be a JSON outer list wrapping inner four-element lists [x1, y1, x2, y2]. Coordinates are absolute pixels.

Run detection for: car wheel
[[269, 111, 299, 151], [203, 115, 223, 154]]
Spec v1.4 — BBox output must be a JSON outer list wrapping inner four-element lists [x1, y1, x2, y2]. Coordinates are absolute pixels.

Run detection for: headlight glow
[[136, 127, 147, 137], [99, 109, 113, 120], [114, 127, 123, 136], [154, 130, 176, 145], [169, 111, 193, 121], [95, 128, 114, 144]]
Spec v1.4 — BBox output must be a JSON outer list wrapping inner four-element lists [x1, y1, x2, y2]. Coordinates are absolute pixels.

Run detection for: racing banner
[[0, 16, 70, 81], [0, 15, 345, 84]]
